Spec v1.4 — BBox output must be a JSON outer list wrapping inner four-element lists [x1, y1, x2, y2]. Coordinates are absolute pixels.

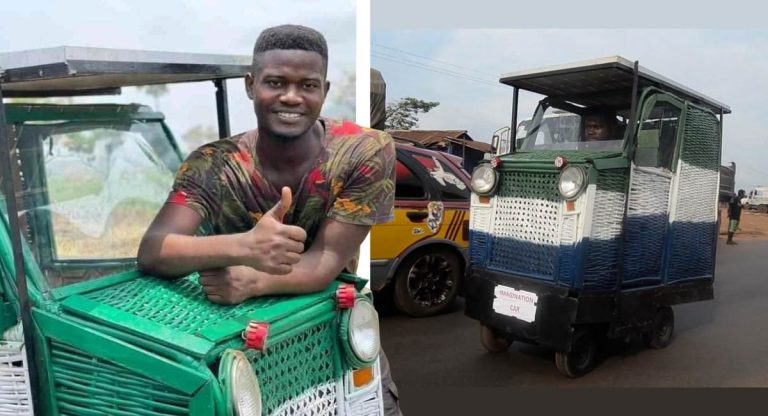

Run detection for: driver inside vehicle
[[582, 108, 619, 142]]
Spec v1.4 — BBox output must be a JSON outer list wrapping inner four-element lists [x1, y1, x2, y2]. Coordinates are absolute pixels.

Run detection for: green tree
[[385, 97, 440, 130], [328, 71, 355, 120], [182, 124, 218, 150], [137, 84, 169, 110]]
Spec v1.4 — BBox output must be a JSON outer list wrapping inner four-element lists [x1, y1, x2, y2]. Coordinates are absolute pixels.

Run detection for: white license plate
[[492, 285, 538, 323]]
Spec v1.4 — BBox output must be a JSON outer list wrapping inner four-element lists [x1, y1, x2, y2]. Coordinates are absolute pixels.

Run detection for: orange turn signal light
[[352, 366, 374, 388], [566, 200, 576, 212], [478, 196, 490, 204]]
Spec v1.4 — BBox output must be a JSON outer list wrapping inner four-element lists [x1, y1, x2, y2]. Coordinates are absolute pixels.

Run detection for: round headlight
[[226, 350, 262, 416], [558, 165, 586, 200], [346, 299, 381, 364], [471, 164, 497, 195]]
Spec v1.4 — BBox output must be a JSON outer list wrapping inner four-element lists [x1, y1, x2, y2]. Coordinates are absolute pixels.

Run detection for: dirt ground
[[718, 209, 768, 241]]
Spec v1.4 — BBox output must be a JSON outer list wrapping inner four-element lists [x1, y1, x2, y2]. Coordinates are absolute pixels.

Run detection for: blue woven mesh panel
[[583, 171, 627, 290], [50, 341, 190, 415], [488, 172, 561, 280], [623, 168, 671, 285], [469, 230, 489, 266], [667, 105, 720, 281]]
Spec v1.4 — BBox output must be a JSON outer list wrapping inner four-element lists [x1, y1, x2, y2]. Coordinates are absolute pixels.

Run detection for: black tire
[[480, 324, 512, 352], [643, 306, 674, 349], [758, 205, 768, 214], [393, 247, 462, 317], [555, 327, 598, 378]]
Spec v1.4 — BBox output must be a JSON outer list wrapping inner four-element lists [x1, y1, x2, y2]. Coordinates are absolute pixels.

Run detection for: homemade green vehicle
[[466, 56, 730, 377], [0, 47, 383, 415]]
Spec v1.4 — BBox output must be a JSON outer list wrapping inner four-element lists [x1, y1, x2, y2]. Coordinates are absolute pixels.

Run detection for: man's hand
[[237, 187, 308, 275], [199, 266, 265, 305]]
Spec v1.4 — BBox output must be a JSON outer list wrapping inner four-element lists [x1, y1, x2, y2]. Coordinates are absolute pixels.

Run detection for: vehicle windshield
[[516, 99, 629, 152], [1, 118, 180, 287]]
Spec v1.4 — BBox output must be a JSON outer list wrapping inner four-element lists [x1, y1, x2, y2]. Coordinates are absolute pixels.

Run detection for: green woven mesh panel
[[84, 275, 288, 334], [50, 341, 190, 415], [679, 106, 720, 171], [246, 322, 339, 415]]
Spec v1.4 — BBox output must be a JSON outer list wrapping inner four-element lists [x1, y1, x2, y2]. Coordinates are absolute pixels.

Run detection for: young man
[[582, 108, 618, 142], [137, 24, 401, 414], [727, 189, 746, 245]]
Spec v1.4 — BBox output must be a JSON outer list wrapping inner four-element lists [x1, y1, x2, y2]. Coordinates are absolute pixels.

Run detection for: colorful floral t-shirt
[[167, 118, 395, 272]]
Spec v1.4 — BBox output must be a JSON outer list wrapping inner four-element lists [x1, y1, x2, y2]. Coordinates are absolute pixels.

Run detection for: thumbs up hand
[[238, 187, 307, 274]]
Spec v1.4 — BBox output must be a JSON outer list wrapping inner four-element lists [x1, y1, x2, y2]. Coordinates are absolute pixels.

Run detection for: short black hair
[[583, 106, 616, 122], [252, 24, 328, 75]]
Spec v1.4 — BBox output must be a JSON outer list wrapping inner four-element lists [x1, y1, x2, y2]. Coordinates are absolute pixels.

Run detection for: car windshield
[[516, 99, 628, 152], [1, 118, 180, 287]]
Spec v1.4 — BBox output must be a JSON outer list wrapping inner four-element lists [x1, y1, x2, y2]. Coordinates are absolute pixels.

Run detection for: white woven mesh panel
[[673, 161, 718, 223], [589, 188, 625, 242], [627, 168, 671, 217], [492, 195, 561, 244], [346, 390, 382, 416], [0, 343, 32, 416], [469, 206, 491, 233], [560, 215, 577, 245], [270, 381, 337, 416]]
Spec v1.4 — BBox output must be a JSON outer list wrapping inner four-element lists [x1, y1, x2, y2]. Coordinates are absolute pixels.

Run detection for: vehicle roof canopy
[[0, 46, 251, 97], [499, 56, 731, 115]]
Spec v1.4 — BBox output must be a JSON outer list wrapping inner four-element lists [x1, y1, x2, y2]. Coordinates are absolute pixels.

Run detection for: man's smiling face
[[246, 49, 330, 141]]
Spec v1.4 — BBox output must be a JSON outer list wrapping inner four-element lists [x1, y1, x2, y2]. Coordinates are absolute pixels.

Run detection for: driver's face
[[584, 116, 610, 141]]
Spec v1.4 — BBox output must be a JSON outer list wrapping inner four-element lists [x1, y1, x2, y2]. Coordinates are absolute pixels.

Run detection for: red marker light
[[490, 156, 502, 169], [244, 321, 270, 351], [336, 283, 356, 309], [554, 155, 567, 169]]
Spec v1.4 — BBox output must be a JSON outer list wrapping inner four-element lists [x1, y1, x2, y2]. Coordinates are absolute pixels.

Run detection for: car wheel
[[393, 247, 462, 317], [758, 204, 768, 214], [555, 327, 598, 378], [480, 324, 511, 352], [643, 306, 674, 349]]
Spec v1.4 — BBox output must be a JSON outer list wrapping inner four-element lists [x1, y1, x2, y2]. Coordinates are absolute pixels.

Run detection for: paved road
[[379, 239, 768, 395]]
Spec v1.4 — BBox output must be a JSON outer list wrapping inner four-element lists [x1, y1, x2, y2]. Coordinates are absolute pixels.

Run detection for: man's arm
[[138, 187, 306, 278], [198, 219, 369, 303]]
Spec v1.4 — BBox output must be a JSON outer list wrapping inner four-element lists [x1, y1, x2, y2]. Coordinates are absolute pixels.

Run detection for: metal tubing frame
[[0, 75, 40, 413], [510, 87, 519, 154], [214, 79, 230, 139]]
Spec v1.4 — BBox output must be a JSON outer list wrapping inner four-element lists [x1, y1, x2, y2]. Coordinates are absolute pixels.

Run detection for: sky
[[372, 29, 768, 192], [0, 0, 357, 153]]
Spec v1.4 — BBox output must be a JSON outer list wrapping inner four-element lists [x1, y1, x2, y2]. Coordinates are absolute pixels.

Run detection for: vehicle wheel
[[393, 247, 462, 317], [758, 205, 768, 214], [555, 327, 598, 378], [643, 306, 674, 349], [480, 324, 512, 352]]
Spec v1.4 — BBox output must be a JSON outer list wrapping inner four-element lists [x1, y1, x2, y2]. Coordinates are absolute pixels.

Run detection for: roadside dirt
[[718, 209, 768, 241]]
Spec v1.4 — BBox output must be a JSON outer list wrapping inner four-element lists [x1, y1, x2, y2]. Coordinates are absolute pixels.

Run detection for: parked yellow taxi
[[371, 143, 470, 316]]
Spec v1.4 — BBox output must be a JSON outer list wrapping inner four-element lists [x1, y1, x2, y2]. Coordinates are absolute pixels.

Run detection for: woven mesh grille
[[623, 167, 671, 283], [85, 275, 286, 334], [668, 105, 720, 281], [50, 341, 189, 415], [0, 342, 32, 416], [583, 171, 626, 290], [489, 172, 561, 279], [247, 322, 338, 416], [469, 206, 491, 233], [556, 215, 578, 287], [347, 392, 383, 416]]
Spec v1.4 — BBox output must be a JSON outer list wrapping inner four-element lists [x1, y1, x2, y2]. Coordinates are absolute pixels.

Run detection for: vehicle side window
[[395, 159, 427, 200], [411, 154, 469, 201], [636, 100, 682, 170]]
